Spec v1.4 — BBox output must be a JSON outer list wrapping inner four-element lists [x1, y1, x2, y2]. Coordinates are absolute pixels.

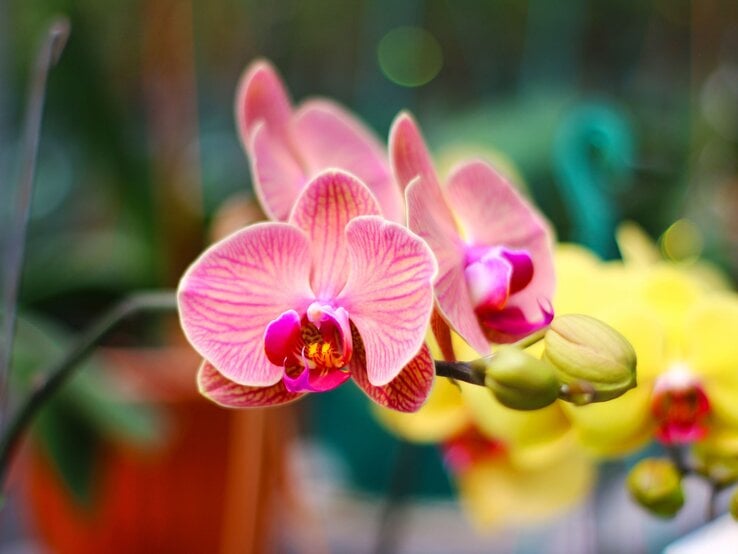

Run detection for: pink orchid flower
[[389, 113, 555, 354], [236, 60, 403, 223], [178, 170, 437, 412]]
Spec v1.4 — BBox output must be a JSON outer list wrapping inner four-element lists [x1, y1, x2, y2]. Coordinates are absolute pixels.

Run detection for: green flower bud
[[474, 346, 560, 411], [543, 314, 637, 403], [627, 458, 684, 518], [730, 488, 738, 521]]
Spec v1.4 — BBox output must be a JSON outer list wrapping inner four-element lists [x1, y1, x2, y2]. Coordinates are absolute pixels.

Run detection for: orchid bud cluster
[[471, 314, 637, 412]]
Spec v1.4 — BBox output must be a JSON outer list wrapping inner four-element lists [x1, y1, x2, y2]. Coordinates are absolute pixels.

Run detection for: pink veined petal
[[235, 59, 293, 146], [293, 100, 404, 223], [406, 176, 490, 355], [178, 222, 313, 386], [249, 123, 307, 221], [351, 334, 435, 412], [289, 170, 381, 297], [198, 360, 303, 408], [389, 112, 440, 192], [337, 215, 437, 386], [446, 161, 555, 324]]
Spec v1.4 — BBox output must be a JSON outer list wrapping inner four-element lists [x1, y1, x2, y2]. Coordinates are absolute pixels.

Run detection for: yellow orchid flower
[[556, 223, 738, 458], [375, 325, 594, 529]]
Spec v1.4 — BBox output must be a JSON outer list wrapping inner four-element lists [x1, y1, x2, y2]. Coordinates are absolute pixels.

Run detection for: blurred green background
[[2, 0, 737, 552]]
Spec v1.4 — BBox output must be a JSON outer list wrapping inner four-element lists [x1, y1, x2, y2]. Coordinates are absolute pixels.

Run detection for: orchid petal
[[289, 170, 380, 297], [389, 112, 440, 191], [338, 216, 437, 386], [446, 161, 555, 324], [249, 124, 306, 221], [178, 223, 313, 386], [406, 176, 490, 355], [198, 361, 303, 408], [294, 100, 403, 222], [352, 340, 434, 412], [235, 60, 293, 145], [456, 445, 593, 530], [373, 377, 468, 441], [682, 294, 738, 379]]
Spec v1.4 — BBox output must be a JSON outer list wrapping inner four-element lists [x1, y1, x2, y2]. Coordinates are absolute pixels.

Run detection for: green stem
[[0, 18, 70, 431], [0, 291, 177, 493], [435, 327, 548, 387], [511, 325, 549, 350]]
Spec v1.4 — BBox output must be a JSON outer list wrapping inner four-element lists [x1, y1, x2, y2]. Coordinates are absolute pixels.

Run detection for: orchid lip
[[463, 245, 535, 313], [652, 366, 711, 446], [476, 299, 554, 344], [264, 302, 354, 394]]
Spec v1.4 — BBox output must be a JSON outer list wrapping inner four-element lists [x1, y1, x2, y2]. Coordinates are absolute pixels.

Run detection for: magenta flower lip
[[178, 170, 437, 412]]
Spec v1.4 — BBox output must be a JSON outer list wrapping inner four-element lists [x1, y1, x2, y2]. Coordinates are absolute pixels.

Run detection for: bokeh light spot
[[660, 219, 703, 263], [377, 26, 443, 87]]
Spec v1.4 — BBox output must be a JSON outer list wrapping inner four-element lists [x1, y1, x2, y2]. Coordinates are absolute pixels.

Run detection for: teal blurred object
[[554, 103, 635, 258], [309, 384, 453, 497]]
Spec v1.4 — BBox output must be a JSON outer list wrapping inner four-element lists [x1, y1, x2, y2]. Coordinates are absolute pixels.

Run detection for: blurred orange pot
[[24, 347, 295, 554]]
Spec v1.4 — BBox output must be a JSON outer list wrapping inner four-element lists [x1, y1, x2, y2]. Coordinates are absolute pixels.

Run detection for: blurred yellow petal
[[683, 294, 738, 379], [597, 304, 667, 382], [373, 378, 469, 443], [455, 446, 594, 530], [460, 382, 571, 466], [635, 265, 703, 345], [684, 261, 732, 291], [561, 385, 653, 458], [553, 245, 605, 314], [616, 221, 660, 267]]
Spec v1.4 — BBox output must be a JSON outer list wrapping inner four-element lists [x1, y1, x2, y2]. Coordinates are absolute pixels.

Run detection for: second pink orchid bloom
[[236, 60, 403, 223], [178, 171, 437, 412], [390, 113, 555, 354]]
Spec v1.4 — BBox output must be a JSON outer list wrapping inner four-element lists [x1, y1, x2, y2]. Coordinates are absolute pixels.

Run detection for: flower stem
[[434, 360, 486, 386], [434, 327, 548, 387], [511, 326, 549, 350], [0, 290, 177, 495], [0, 18, 70, 433]]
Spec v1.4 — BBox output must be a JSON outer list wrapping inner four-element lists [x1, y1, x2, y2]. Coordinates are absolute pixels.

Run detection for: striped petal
[[337, 216, 437, 386], [406, 176, 490, 355], [446, 161, 555, 326], [198, 360, 303, 408], [249, 124, 306, 221], [352, 341, 434, 412], [235, 59, 293, 146], [294, 100, 403, 222], [178, 223, 313, 386], [289, 170, 380, 298], [389, 112, 440, 192]]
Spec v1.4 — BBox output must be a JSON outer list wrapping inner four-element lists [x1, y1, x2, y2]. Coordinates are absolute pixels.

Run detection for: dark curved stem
[[0, 18, 70, 431], [434, 360, 486, 386], [0, 290, 177, 492]]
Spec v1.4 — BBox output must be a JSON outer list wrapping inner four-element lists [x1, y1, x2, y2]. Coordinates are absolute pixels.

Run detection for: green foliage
[[11, 315, 162, 505]]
